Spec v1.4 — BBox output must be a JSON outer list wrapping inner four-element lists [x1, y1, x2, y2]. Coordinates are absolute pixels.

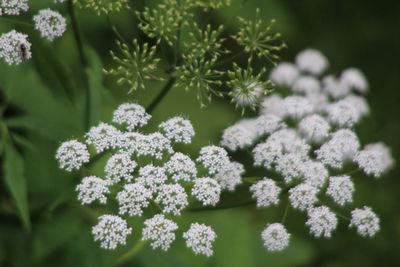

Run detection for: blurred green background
[[1, 0, 399, 266]]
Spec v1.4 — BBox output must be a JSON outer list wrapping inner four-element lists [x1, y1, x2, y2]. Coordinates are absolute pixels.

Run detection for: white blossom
[[326, 175, 354, 206], [117, 132, 145, 154], [295, 49, 328, 75], [315, 129, 360, 168], [253, 140, 282, 169], [197, 145, 230, 175], [137, 165, 167, 194], [92, 215, 132, 250], [85, 123, 121, 153], [164, 152, 197, 182], [341, 68, 368, 93], [221, 119, 258, 151], [292, 75, 321, 95], [56, 140, 90, 172], [306, 206, 338, 238], [140, 132, 173, 159], [0, 30, 31, 65], [298, 114, 330, 143], [33, 9, 66, 41], [232, 80, 265, 107], [355, 142, 394, 178], [142, 214, 178, 251], [155, 184, 188, 215], [306, 91, 329, 112], [214, 161, 244, 191], [289, 183, 318, 211], [112, 102, 151, 131], [76, 176, 110, 205], [250, 178, 281, 207], [0, 0, 28, 15], [322, 75, 350, 99], [192, 177, 221, 206], [282, 95, 313, 119], [104, 152, 136, 184], [254, 114, 285, 136], [350, 206, 380, 237], [159, 116, 195, 144], [302, 160, 329, 189], [259, 94, 286, 117], [270, 62, 300, 87], [116, 183, 152, 216], [276, 154, 306, 183], [326, 98, 362, 127], [261, 223, 290, 251], [183, 223, 217, 257]]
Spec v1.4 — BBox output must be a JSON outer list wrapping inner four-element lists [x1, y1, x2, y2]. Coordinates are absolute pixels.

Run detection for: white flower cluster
[[0, 2, 67, 65], [56, 102, 245, 255], [220, 49, 394, 252]]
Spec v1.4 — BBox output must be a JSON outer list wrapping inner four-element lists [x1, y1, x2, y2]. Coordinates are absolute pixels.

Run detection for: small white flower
[[214, 161, 245, 191], [250, 178, 281, 207], [254, 114, 285, 136], [164, 152, 197, 182], [142, 214, 178, 251], [85, 123, 121, 153], [350, 206, 380, 237], [0, 30, 31, 65], [104, 152, 137, 184], [270, 62, 300, 87], [253, 140, 282, 169], [261, 223, 290, 251], [306, 91, 329, 112], [302, 160, 329, 189], [183, 223, 217, 257], [159, 116, 195, 144], [76, 176, 109, 205], [295, 49, 328, 75], [232, 80, 265, 108], [269, 129, 310, 157], [259, 94, 286, 117], [282, 95, 313, 119], [197, 145, 230, 175], [139, 132, 173, 159], [112, 102, 151, 131], [33, 9, 66, 41], [221, 119, 258, 151], [137, 165, 167, 194], [298, 114, 330, 143], [0, 0, 28, 15], [118, 132, 146, 154], [56, 140, 90, 172], [289, 183, 318, 211], [306, 206, 338, 238], [292, 75, 321, 95], [276, 154, 306, 183], [192, 177, 221, 206], [326, 99, 361, 128], [355, 142, 394, 178], [322, 75, 350, 99], [341, 68, 368, 93], [155, 184, 188, 216], [92, 215, 132, 250], [116, 183, 152, 216], [326, 175, 354, 206], [315, 129, 360, 168]]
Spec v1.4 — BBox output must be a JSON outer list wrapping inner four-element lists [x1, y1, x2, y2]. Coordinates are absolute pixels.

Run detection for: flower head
[[142, 214, 178, 251], [289, 183, 318, 211], [306, 206, 338, 238], [56, 140, 90, 172], [116, 183, 152, 216], [250, 178, 281, 207], [270, 62, 299, 87], [197, 145, 230, 175], [0, 30, 31, 65], [261, 223, 290, 251], [112, 103, 151, 131], [220, 119, 258, 151], [159, 116, 195, 144], [0, 0, 28, 15], [355, 143, 394, 178], [33, 9, 66, 41], [326, 175, 354, 206], [85, 123, 121, 153], [298, 114, 330, 143], [192, 177, 221, 206], [76, 176, 110, 205], [350, 206, 380, 237], [214, 161, 244, 191], [104, 152, 137, 184], [137, 165, 167, 194], [92, 215, 132, 250], [183, 223, 217, 257], [341, 68, 368, 93], [164, 152, 197, 182], [155, 184, 188, 215], [295, 49, 328, 75]]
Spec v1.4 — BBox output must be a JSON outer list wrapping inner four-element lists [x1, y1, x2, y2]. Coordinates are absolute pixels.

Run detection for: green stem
[[214, 51, 244, 68], [106, 15, 129, 45], [145, 77, 176, 114], [0, 17, 33, 27], [342, 168, 361, 176], [280, 200, 290, 223], [187, 199, 255, 212], [116, 240, 147, 265]]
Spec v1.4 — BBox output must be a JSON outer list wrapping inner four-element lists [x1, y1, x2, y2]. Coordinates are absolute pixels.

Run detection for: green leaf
[[2, 141, 30, 231]]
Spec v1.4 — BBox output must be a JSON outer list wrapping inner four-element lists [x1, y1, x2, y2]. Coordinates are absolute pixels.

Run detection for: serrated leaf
[[2, 141, 30, 231]]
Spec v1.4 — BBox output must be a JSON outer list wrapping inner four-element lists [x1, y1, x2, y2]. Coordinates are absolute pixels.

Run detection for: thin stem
[[342, 168, 362, 176], [187, 199, 255, 212], [0, 17, 33, 27], [214, 50, 244, 68], [280, 200, 290, 223], [145, 77, 176, 114], [106, 15, 129, 45], [116, 240, 147, 265]]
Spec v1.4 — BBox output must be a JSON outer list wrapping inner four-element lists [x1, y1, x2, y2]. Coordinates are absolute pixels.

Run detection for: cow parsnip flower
[[0, 30, 31, 65], [142, 214, 178, 251], [0, 0, 28, 15], [350, 206, 380, 237], [33, 9, 67, 42], [56, 140, 90, 172], [92, 215, 132, 250], [183, 223, 217, 257], [261, 223, 290, 252]]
